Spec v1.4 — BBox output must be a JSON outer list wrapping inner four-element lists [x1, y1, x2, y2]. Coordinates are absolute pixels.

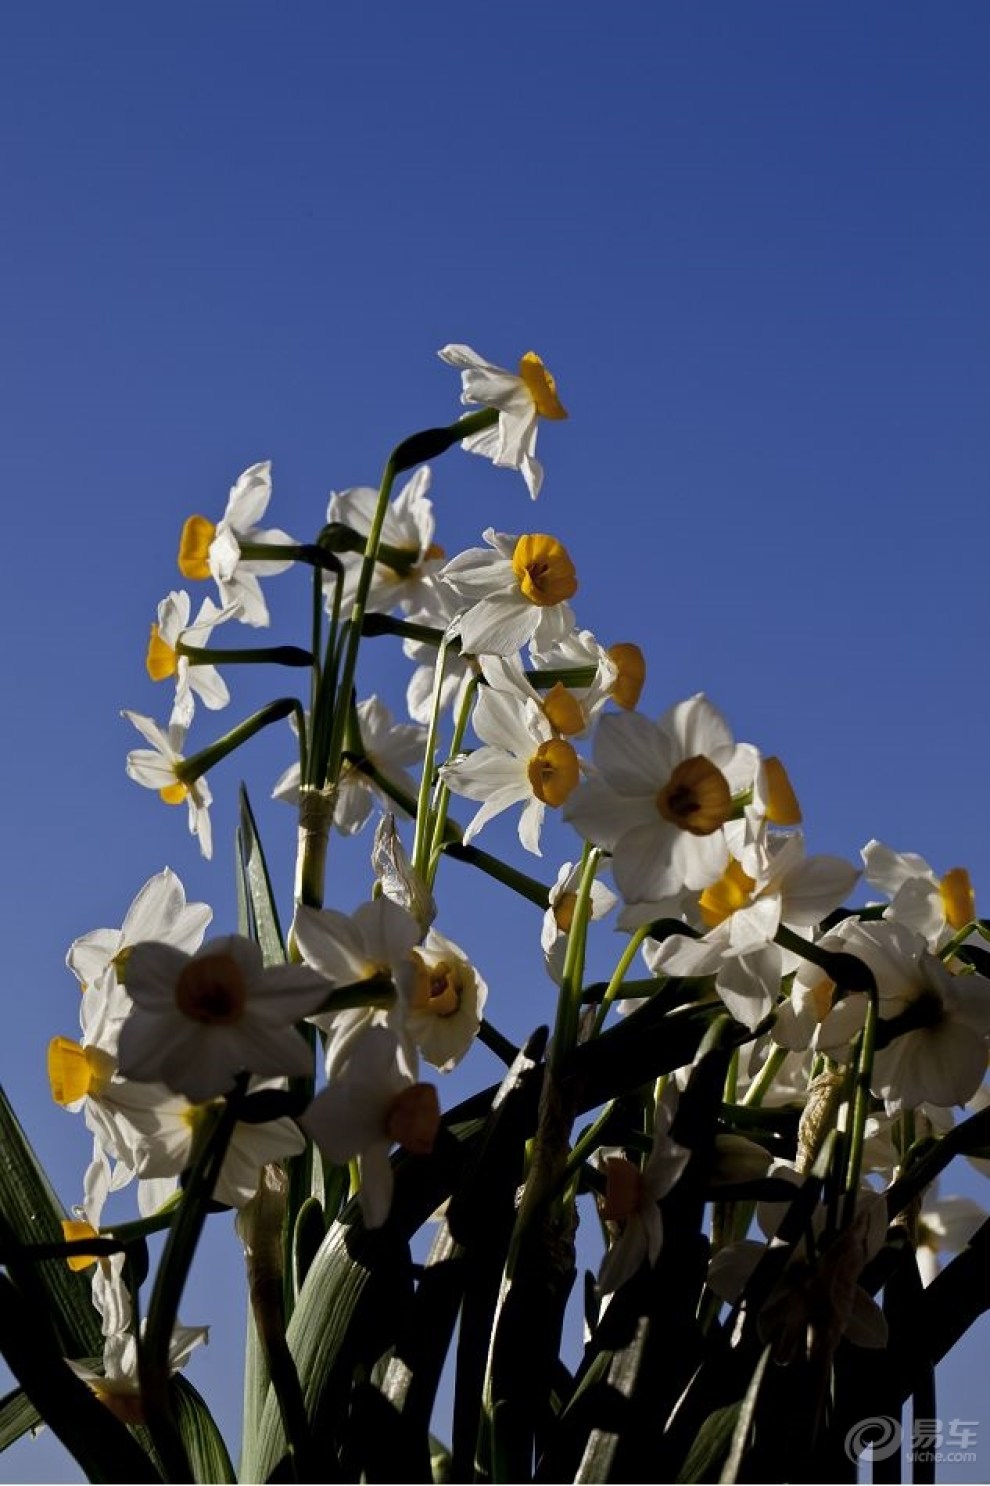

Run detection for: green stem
[[591, 924, 650, 1036], [426, 672, 480, 891], [176, 642, 313, 667], [740, 1044, 789, 1107], [177, 698, 303, 785], [412, 633, 452, 879], [324, 451, 399, 786], [139, 1094, 241, 1478], [842, 985, 879, 1222], [550, 846, 599, 1078], [235, 540, 344, 575]]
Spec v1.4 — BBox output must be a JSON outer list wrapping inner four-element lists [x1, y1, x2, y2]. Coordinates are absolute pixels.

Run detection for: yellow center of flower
[[517, 351, 568, 420], [606, 643, 646, 711], [511, 534, 578, 607], [386, 1084, 441, 1155], [178, 515, 216, 580], [410, 953, 463, 1017], [542, 682, 585, 736], [527, 739, 580, 807], [808, 976, 836, 1023], [603, 1156, 644, 1223], [159, 781, 189, 805], [111, 945, 133, 984], [763, 756, 802, 825], [47, 1039, 115, 1106], [146, 624, 177, 682], [656, 756, 733, 836], [553, 891, 578, 934], [91, 1382, 146, 1426], [62, 1219, 101, 1273], [423, 542, 446, 562], [940, 867, 976, 931], [698, 858, 757, 927], [174, 953, 247, 1025]]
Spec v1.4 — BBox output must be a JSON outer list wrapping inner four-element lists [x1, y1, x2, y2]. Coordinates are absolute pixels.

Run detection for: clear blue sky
[[3, 4, 990, 1480]]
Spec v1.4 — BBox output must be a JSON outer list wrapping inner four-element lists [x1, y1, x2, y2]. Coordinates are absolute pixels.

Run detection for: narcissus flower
[[438, 344, 567, 499], [862, 838, 977, 950], [440, 527, 578, 656], [440, 687, 582, 856], [597, 1089, 689, 1294], [122, 712, 214, 859], [115, 935, 329, 1102], [811, 918, 990, 1110], [406, 928, 487, 1072], [542, 860, 618, 984], [145, 591, 234, 727], [67, 867, 212, 1052], [565, 694, 758, 904], [649, 833, 859, 1030], [177, 461, 295, 628], [328, 467, 446, 614], [272, 695, 426, 834], [300, 1025, 440, 1229]]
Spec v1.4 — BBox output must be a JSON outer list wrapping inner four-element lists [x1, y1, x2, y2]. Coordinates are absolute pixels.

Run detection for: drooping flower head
[[438, 344, 567, 499]]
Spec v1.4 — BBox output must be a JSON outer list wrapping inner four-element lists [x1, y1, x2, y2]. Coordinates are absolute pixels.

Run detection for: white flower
[[292, 896, 421, 1070], [146, 590, 235, 728], [542, 860, 618, 984], [649, 834, 859, 1030], [813, 919, 990, 1110], [115, 935, 329, 1102], [564, 694, 758, 905], [438, 344, 567, 499], [862, 838, 977, 950], [122, 712, 214, 859], [596, 1089, 689, 1294], [67, 868, 212, 1053], [69, 1317, 208, 1425], [178, 461, 296, 627], [406, 928, 487, 1072], [272, 696, 426, 834], [328, 467, 446, 614], [527, 628, 646, 718], [402, 585, 478, 725], [300, 1026, 440, 1229], [440, 686, 582, 856], [440, 527, 578, 657], [917, 1189, 987, 1285]]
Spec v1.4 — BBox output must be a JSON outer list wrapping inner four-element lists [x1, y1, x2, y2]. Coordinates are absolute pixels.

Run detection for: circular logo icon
[[845, 1416, 901, 1463]]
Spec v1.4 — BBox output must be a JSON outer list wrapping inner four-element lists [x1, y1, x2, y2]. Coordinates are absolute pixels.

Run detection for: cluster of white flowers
[[55, 343, 989, 1415]]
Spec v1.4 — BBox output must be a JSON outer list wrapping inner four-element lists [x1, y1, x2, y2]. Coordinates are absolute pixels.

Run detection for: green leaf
[[574, 1316, 651, 1483], [0, 1385, 41, 1452], [251, 1117, 480, 1481], [0, 1088, 103, 1359], [675, 1403, 740, 1484], [237, 784, 287, 967], [171, 1376, 236, 1484], [720, 1346, 771, 1483], [0, 1275, 161, 1483]]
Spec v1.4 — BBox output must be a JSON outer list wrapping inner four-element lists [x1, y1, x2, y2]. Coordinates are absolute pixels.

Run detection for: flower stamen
[[656, 756, 732, 835], [527, 738, 580, 806], [175, 953, 247, 1025]]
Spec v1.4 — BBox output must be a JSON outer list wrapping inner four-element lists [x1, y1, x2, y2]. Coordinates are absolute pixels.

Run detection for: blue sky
[[3, 4, 990, 1480]]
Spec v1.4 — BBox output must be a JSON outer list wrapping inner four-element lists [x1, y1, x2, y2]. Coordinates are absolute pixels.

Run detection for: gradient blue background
[[2, 4, 990, 1480]]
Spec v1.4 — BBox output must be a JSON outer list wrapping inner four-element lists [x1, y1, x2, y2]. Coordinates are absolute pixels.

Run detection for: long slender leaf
[[251, 1116, 480, 1481], [0, 1275, 160, 1483], [171, 1375, 237, 1484], [0, 1089, 103, 1358], [0, 1386, 41, 1452]]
